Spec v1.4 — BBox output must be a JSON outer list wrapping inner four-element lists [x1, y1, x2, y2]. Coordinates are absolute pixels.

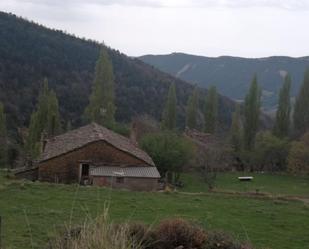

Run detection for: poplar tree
[[26, 79, 62, 158], [0, 102, 7, 168], [204, 86, 218, 134], [186, 86, 199, 129], [161, 83, 177, 130], [85, 47, 115, 127], [36, 78, 49, 137], [47, 90, 61, 137], [293, 69, 309, 136], [230, 104, 242, 152], [243, 75, 261, 150], [273, 74, 291, 138]]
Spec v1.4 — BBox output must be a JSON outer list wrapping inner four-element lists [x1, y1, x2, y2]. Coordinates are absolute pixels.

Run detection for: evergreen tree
[[293, 69, 309, 136], [273, 75, 291, 138], [204, 86, 218, 133], [230, 104, 242, 152], [161, 83, 177, 130], [0, 102, 7, 168], [85, 47, 115, 127], [243, 75, 261, 150], [186, 86, 199, 129]]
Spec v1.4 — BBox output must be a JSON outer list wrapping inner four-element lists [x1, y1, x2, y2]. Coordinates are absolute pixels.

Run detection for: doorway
[[80, 163, 90, 185]]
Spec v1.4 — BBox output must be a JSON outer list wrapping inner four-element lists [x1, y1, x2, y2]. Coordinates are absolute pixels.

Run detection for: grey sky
[[1, 0, 309, 57]]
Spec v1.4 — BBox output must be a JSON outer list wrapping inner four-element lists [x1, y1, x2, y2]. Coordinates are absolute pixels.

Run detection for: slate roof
[[40, 123, 155, 166], [90, 166, 160, 178]]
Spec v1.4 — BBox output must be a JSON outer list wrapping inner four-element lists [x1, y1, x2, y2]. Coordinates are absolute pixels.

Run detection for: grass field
[[0, 172, 308, 249], [181, 172, 309, 196]]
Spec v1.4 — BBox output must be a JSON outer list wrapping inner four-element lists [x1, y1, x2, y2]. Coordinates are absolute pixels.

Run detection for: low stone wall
[[14, 167, 39, 181]]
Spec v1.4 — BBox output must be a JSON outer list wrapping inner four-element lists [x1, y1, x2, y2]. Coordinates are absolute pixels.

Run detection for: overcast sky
[[1, 0, 309, 57]]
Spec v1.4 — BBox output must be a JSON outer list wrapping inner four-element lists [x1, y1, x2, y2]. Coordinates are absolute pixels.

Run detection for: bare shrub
[[48, 212, 253, 249], [152, 218, 207, 249]]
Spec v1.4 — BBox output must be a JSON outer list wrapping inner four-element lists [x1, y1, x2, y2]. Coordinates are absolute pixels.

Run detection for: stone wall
[[15, 167, 38, 181], [38, 140, 146, 184]]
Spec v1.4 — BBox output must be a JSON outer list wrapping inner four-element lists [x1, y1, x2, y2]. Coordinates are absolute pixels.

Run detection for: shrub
[[288, 132, 309, 174], [203, 231, 252, 249], [141, 132, 195, 182], [50, 212, 253, 249], [254, 131, 290, 171], [152, 218, 207, 249]]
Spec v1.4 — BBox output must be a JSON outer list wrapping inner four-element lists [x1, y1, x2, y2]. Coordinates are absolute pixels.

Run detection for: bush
[[50, 212, 253, 249], [254, 131, 290, 171], [239, 132, 290, 172], [288, 132, 309, 174], [141, 132, 195, 182], [152, 218, 207, 249]]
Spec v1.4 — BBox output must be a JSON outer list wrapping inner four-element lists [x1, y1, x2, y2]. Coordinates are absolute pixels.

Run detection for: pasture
[[0, 172, 308, 249]]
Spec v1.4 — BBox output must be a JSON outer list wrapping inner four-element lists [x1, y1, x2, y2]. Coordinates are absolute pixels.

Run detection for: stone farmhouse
[[17, 123, 160, 191]]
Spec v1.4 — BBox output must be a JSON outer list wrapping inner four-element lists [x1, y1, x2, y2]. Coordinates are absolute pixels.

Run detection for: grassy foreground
[[0, 173, 308, 249]]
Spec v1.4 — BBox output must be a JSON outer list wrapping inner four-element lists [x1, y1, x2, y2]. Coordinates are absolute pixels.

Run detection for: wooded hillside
[[0, 12, 235, 135]]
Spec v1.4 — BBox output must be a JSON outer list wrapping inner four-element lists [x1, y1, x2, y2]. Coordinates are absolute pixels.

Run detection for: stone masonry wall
[[38, 140, 146, 184]]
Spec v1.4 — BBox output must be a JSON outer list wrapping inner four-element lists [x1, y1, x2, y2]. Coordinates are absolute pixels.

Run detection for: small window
[[116, 177, 124, 184]]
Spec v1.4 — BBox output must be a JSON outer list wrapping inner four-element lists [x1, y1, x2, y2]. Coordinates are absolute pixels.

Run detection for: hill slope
[[140, 53, 309, 112], [0, 12, 236, 134]]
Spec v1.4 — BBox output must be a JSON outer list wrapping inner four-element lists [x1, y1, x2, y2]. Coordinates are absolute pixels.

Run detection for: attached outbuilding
[[37, 123, 160, 191]]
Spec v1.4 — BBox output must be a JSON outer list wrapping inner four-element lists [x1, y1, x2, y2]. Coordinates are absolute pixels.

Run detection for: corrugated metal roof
[[90, 166, 161, 178]]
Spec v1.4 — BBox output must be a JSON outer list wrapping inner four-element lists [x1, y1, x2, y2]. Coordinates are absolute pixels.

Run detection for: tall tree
[[243, 74, 261, 150], [230, 104, 242, 152], [36, 78, 50, 137], [273, 75, 291, 138], [47, 90, 61, 137], [204, 86, 218, 133], [0, 102, 7, 168], [186, 86, 199, 129], [85, 47, 115, 127], [161, 83, 177, 130], [26, 79, 62, 158], [293, 69, 309, 136]]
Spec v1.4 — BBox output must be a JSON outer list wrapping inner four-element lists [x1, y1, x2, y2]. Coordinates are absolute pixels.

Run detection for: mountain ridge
[[140, 53, 309, 112]]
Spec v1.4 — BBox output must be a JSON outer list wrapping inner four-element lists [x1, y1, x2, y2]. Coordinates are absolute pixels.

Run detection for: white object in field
[[238, 176, 253, 181]]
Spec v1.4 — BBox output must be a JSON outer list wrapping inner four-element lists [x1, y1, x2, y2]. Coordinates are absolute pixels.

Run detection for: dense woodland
[[0, 11, 235, 135]]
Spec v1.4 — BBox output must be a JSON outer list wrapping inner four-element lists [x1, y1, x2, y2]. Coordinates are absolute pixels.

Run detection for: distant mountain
[[140, 53, 309, 112], [0, 12, 236, 135]]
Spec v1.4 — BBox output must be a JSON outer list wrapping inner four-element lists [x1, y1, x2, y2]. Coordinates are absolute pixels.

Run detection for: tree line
[[0, 46, 309, 177], [145, 68, 309, 177]]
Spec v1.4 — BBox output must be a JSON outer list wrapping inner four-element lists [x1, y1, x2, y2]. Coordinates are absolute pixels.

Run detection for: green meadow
[[0, 172, 308, 249]]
